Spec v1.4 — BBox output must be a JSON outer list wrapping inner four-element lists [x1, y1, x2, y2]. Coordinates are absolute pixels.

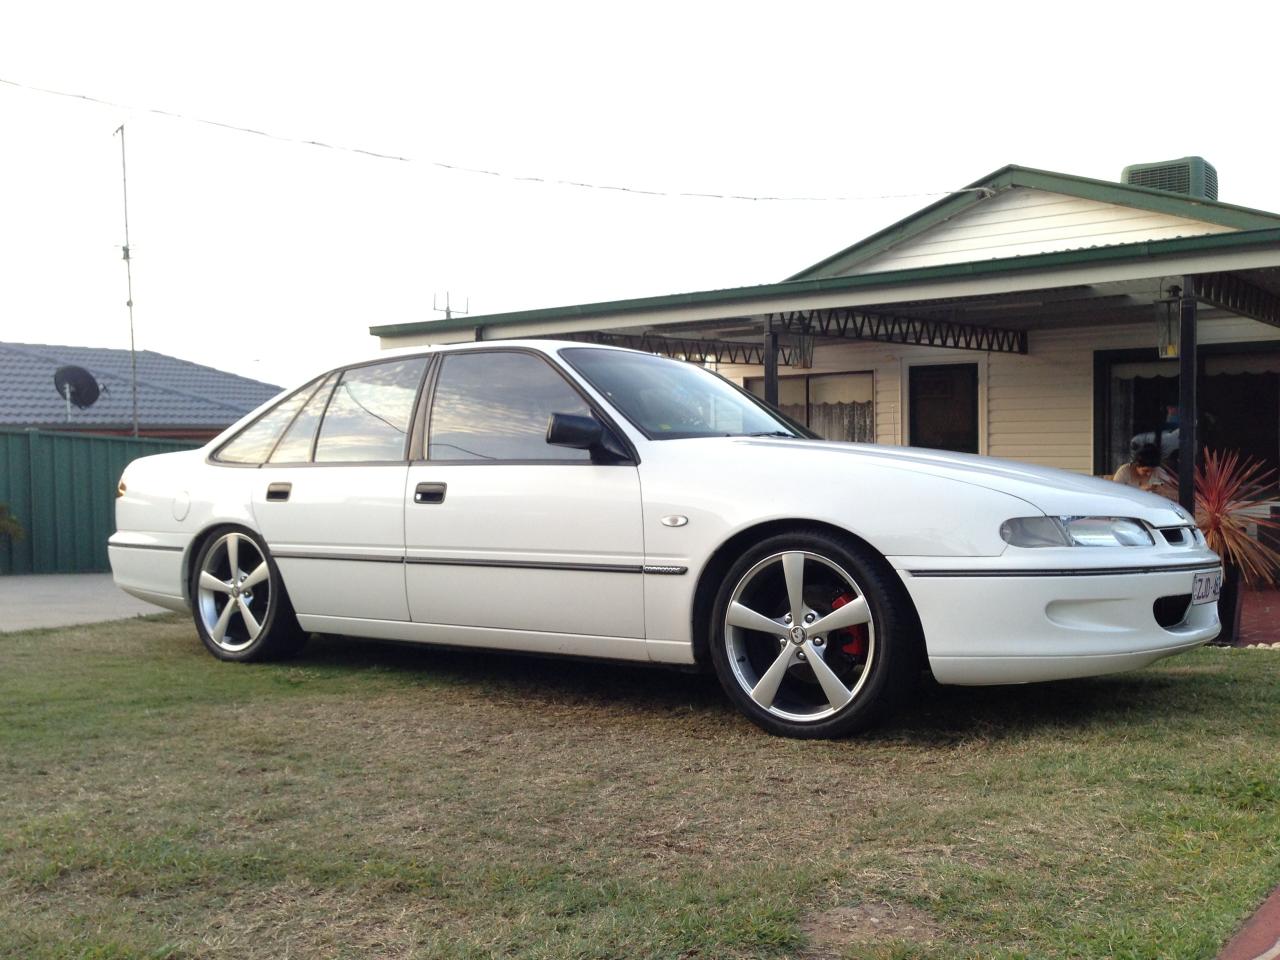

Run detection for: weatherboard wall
[[0, 429, 199, 576], [847, 188, 1238, 276]]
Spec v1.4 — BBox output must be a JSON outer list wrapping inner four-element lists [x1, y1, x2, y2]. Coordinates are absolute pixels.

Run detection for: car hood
[[724, 438, 1193, 526]]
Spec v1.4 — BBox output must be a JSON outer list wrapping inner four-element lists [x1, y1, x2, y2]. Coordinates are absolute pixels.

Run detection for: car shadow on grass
[[293, 633, 1231, 742]]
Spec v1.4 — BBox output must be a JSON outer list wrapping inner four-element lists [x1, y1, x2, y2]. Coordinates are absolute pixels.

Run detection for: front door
[[909, 362, 979, 453], [404, 349, 645, 647]]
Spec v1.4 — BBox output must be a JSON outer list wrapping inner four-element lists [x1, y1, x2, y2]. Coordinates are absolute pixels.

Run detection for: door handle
[[414, 482, 447, 504], [266, 482, 291, 502]]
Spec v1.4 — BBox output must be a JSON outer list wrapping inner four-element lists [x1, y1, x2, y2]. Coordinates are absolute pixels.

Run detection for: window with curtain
[[745, 372, 874, 442], [1104, 354, 1280, 483]]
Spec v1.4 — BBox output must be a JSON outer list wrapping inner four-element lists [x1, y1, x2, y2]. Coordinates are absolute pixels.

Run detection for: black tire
[[190, 526, 306, 662], [708, 528, 917, 738]]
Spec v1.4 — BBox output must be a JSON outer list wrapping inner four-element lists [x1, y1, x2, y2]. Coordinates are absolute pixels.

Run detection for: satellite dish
[[53, 366, 101, 410]]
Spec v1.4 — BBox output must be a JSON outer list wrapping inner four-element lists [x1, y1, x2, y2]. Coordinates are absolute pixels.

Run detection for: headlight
[[1000, 516, 1154, 548]]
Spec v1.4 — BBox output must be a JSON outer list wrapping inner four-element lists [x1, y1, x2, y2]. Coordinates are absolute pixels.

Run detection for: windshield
[[560, 347, 806, 440]]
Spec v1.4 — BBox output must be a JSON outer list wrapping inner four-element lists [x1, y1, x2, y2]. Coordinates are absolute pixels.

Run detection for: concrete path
[[0, 573, 171, 633]]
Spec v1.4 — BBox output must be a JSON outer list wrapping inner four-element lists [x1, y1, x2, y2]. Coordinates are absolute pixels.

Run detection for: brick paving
[[1217, 884, 1280, 960], [1238, 586, 1280, 647]]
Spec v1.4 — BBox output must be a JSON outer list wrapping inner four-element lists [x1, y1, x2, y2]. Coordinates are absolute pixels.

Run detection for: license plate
[[1191, 569, 1223, 605]]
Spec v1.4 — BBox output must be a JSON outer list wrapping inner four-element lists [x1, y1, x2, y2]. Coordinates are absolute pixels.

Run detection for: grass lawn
[[2, 616, 1278, 960]]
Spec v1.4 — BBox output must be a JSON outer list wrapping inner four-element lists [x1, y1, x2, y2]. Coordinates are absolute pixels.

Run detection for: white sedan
[[110, 341, 1222, 738]]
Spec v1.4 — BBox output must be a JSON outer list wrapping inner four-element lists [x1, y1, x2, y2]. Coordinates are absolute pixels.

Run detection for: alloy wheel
[[195, 531, 273, 653], [724, 550, 876, 723]]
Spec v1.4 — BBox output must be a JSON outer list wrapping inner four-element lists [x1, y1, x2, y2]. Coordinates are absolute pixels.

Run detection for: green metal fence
[[0, 429, 201, 575]]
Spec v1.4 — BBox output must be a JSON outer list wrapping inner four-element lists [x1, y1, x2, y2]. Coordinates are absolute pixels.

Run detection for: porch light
[[1155, 286, 1181, 359]]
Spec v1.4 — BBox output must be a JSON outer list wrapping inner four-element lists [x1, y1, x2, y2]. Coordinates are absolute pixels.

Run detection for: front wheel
[[191, 527, 305, 661], [708, 530, 917, 738]]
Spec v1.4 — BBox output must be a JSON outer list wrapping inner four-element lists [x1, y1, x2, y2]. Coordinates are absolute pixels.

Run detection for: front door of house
[[909, 363, 979, 454]]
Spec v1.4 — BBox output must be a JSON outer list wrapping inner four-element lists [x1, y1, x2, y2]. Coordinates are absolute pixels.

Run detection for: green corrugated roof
[[370, 226, 1280, 339], [787, 164, 1280, 281]]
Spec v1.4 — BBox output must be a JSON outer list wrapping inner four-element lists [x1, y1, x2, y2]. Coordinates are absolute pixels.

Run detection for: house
[[0, 341, 281, 441], [370, 158, 1280, 502]]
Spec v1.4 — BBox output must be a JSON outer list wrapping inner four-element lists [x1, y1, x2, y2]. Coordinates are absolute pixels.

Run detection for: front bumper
[[895, 556, 1222, 685]]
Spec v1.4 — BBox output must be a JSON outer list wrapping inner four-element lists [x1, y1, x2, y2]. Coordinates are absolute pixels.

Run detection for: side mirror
[[546, 412, 602, 449], [546, 412, 629, 462]]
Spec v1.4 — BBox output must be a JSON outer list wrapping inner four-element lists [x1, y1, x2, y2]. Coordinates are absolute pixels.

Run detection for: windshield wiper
[[745, 431, 798, 438]]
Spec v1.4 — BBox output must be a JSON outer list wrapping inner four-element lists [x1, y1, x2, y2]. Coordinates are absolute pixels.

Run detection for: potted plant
[[1175, 449, 1280, 645]]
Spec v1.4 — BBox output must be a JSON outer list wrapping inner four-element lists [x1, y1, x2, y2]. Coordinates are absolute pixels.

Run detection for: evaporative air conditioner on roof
[[1121, 156, 1218, 200]]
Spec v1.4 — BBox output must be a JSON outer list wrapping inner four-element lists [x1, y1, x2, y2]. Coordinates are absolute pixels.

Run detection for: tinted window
[[313, 358, 427, 462], [428, 352, 593, 461], [270, 372, 337, 463], [562, 348, 799, 439], [215, 380, 321, 464]]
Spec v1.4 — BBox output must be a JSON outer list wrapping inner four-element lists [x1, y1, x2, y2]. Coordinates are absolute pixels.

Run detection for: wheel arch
[[689, 518, 926, 671]]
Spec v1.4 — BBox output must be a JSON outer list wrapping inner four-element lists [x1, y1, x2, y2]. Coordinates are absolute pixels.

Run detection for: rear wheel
[[709, 530, 916, 738], [191, 527, 305, 661]]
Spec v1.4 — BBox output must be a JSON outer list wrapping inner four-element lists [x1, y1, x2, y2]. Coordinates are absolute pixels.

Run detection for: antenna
[[113, 124, 140, 437], [432, 293, 469, 322]]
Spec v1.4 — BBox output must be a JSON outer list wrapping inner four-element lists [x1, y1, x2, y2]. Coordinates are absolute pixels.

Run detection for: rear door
[[253, 356, 428, 621]]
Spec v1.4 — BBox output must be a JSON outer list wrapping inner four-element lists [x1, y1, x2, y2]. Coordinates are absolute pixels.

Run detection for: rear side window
[[270, 373, 337, 463], [214, 379, 322, 464], [313, 358, 427, 462]]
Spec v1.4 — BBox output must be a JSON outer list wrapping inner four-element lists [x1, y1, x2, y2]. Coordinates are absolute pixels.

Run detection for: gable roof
[[787, 164, 1280, 281], [0, 342, 282, 430]]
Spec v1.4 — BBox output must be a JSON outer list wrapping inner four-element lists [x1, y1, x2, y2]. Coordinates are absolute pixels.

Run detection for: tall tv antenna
[[432, 293, 469, 321], [113, 124, 140, 437]]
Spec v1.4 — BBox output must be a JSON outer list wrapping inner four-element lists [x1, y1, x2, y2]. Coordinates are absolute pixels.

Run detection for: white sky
[[2, 0, 1278, 388]]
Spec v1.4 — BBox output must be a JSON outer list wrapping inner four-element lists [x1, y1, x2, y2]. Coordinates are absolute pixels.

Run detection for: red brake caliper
[[831, 593, 868, 657]]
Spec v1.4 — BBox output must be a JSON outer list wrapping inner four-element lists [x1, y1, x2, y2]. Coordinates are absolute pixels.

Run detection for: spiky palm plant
[[1176, 449, 1280, 586]]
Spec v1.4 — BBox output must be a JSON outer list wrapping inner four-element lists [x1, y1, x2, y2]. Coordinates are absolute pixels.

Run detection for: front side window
[[313, 358, 427, 462], [214, 379, 322, 464], [562, 348, 800, 440], [427, 352, 593, 461]]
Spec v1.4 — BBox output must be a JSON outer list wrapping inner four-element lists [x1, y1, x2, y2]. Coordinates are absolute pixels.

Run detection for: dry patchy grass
[[2, 616, 1279, 959]]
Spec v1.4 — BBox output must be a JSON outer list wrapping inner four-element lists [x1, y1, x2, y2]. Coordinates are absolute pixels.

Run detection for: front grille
[[1153, 594, 1192, 628], [1160, 527, 1188, 545]]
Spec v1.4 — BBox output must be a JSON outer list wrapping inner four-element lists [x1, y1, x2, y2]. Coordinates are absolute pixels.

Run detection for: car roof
[[353, 338, 637, 367]]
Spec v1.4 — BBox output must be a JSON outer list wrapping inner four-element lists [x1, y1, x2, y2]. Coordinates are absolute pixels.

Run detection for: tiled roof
[[0, 342, 282, 429]]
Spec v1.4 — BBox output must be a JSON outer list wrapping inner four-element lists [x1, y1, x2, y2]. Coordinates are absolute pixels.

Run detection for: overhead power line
[[0, 76, 994, 203]]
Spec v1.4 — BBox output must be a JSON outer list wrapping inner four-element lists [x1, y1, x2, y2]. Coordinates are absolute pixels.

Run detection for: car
[[110, 340, 1223, 738]]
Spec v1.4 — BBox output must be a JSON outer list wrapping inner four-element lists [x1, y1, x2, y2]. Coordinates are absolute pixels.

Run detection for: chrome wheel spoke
[[200, 571, 232, 595], [810, 596, 869, 635], [751, 645, 795, 709], [782, 552, 806, 624], [210, 600, 236, 642], [727, 601, 784, 636], [241, 561, 270, 590], [805, 641, 854, 711], [237, 597, 262, 639]]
